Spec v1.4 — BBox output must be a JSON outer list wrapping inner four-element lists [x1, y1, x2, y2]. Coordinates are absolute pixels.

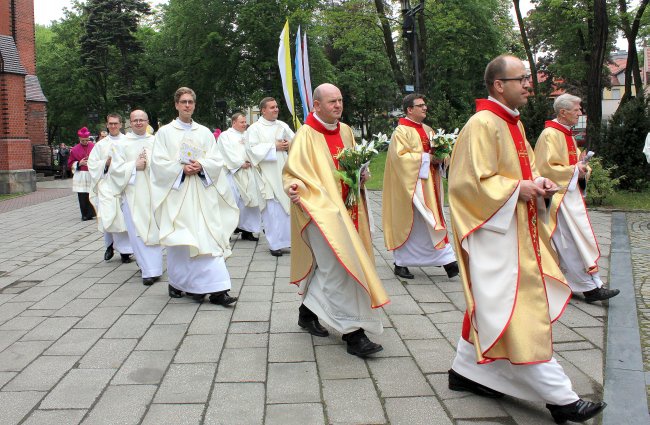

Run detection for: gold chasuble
[[449, 100, 570, 364], [283, 113, 389, 309], [383, 118, 448, 250], [534, 121, 600, 273]]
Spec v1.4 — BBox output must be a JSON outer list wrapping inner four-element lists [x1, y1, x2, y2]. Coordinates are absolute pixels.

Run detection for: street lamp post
[[402, 0, 424, 93]]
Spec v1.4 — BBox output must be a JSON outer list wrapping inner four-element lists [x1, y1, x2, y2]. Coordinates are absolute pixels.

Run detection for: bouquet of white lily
[[334, 132, 388, 208], [429, 128, 459, 160]]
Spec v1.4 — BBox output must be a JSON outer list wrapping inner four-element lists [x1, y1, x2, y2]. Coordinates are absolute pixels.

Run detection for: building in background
[[0, 0, 48, 194]]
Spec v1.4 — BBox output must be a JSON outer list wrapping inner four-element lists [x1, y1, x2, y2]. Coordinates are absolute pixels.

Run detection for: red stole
[[463, 99, 544, 345], [398, 118, 447, 238], [545, 120, 578, 165], [305, 113, 359, 230], [398, 117, 430, 152]]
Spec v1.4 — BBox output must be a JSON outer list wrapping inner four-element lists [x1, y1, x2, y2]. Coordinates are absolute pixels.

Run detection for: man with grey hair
[[535, 93, 619, 302], [448, 56, 605, 423], [245, 97, 294, 256], [109, 110, 164, 285], [217, 112, 263, 241]]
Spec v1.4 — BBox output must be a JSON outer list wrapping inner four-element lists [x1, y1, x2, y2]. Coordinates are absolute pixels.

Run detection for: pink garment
[[68, 142, 95, 171]]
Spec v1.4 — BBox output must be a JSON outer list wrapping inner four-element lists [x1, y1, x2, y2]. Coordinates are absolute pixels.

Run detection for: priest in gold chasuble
[[382, 93, 458, 280], [447, 56, 605, 423], [534, 93, 619, 303], [283, 83, 388, 358]]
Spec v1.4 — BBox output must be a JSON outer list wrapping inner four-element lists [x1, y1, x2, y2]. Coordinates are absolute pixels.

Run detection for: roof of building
[[25, 75, 48, 102], [0, 35, 27, 75]]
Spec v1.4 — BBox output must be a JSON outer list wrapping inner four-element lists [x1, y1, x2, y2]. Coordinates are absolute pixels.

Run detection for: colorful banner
[[295, 26, 314, 121], [278, 20, 299, 129]]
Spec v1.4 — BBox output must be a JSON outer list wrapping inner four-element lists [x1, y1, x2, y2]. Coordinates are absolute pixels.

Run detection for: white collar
[[313, 112, 338, 131], [175, 118, 193, 130], [127, 131, 149, 139], [257, 116, 277, 126], [488, 96, 520, 117], [227, 127, 244, 136]]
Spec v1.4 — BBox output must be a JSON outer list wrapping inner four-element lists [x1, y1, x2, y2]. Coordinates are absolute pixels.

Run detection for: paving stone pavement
[[627, 212, 650, 407], [0, 189, 628, 424]]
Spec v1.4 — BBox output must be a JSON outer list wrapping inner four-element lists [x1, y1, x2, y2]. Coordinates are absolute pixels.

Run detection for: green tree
[[419, 0, 521, 130], [527, 0, 617, 148], [79, 0, 151, 114], [321, 0, 400, 138], [35, 4, 92, 143]]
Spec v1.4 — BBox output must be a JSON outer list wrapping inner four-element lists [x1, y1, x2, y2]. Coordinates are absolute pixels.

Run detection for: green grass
[[365, 151, 450, 205], [0, 193, 25, 202], [365, 151, 387, 190], [365, 153, 649, 211], [597, 188, 650, 210]]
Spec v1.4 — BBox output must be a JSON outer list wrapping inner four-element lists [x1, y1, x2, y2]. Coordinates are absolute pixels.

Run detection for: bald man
[[447, 55, 605, 423], [109, 110, 163, 286], [283, 83, 388, 357]]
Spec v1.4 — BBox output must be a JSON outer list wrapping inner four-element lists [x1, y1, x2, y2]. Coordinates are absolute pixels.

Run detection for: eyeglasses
[[131, 119, 148, 124], [412, 103, 427, 108], [107, 122, 121, 126], [496, 75, 531, 85], [178, 99, 195, 105]]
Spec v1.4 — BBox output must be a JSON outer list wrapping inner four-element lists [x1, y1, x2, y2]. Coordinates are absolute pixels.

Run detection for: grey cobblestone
[[0, 190, 633, 424]]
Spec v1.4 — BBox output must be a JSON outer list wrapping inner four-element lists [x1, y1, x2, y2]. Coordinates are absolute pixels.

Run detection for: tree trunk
[[617, 0, 648, 107], [585, 0, 608, 150], [513, 0, 538, 89], [374, 0, 405, 89]]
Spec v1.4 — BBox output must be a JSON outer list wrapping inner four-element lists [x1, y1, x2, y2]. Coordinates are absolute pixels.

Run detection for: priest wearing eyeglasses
[[150, 87, 239, 306], [382, 93, 458, 280], [447, 55, 605, 424]]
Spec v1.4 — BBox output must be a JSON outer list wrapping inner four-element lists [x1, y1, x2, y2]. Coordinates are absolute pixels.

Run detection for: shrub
[[600, 97, 650, 191], [586, 157, 622, 206]]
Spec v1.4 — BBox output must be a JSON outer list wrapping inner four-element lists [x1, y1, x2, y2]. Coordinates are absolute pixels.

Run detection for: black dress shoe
[[443, 261, 459, 278], [448, 369, 505, 398], [233, 227, 243, 234], [82, 216, 94, 221], [546, 399, 606, 424], [343, 329, 383, 357], [143, 277, 155, 286], [168, 284, 183, 298], [394, 264, 414, 279], [104, 244, 114, 261], [270, 249, 283, 257], [583, 287, 620, 303], [186, 292, 205, 302], [241, 231, 259, 241], [209, 291, 238, 306], [298, 317, 329, 337], [120, 254, 132, 263]]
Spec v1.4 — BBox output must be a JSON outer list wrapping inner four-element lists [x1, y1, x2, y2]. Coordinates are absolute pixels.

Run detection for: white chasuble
[[88, 134, 128, 234], [151, 119, 239, 257], [245, 117, 294, 213]]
